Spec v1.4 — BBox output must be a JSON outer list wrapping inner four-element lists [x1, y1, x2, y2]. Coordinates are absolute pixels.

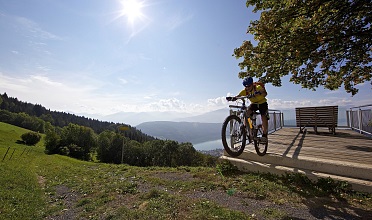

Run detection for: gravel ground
[[43, 172, 372, 220]]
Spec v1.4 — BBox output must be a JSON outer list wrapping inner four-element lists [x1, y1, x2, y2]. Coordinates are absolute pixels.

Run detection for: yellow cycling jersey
[[238, 84, 267, 104]]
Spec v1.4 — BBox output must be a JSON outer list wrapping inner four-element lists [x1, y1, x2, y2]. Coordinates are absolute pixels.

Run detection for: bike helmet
[[242, 77, 253, 87]]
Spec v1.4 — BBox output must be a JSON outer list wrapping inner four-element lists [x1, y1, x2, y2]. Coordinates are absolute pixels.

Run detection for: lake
[[193, 139, 223, 151]]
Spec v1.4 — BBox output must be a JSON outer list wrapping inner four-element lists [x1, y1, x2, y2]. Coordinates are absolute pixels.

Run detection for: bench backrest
[[296, 106, 338, 127]]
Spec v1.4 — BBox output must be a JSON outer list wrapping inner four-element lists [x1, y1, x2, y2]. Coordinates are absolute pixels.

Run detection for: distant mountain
[[176, 108, 229, 123], [136, 121, 221, 144], [99, 111, 195, 126], [95, 108, 229, 126]]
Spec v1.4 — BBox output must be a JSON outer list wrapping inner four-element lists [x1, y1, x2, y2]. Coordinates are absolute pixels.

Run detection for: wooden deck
[[265, 127, 372, 165], [222, 127, 372, 192]]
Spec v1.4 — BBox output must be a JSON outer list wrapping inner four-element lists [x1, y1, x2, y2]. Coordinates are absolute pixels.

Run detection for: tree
[[44, 128, 60, 154], [234, 0, 371, 95], [176, 143, 197, 166], [59, 123, 97, 160], [97, 131, 124, 164]]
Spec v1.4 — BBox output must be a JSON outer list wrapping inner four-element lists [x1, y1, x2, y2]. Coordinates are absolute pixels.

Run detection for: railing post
[[350, 109, 354, 130], [358, 108, 362, 134], [281, 112, 284, 128]]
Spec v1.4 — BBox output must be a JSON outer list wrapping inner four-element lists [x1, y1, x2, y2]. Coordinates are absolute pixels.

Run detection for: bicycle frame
[[228, 98, 257, 137]]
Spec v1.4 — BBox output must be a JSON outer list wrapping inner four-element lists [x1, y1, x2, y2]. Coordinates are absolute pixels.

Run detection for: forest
[[0, 92, 217, 167]]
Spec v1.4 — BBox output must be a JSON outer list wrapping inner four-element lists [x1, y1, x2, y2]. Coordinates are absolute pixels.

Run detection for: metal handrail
[[268, 109, 283, 133], [229, 108, 283, 134], [346, 104, 372, 136]]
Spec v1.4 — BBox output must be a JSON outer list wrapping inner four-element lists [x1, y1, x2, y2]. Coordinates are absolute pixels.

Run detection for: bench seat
[[296, 106, 338, 134]]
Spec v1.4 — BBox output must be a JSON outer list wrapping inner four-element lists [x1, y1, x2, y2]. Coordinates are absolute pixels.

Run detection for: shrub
[[21, 132, 41, 146]]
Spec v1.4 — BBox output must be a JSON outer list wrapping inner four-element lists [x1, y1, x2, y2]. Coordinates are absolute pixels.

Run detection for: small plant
[[316, 177, 352, 194], [283, 173, 312, 186], [260, 207, 287, 219], [216, 160, 239, 177]]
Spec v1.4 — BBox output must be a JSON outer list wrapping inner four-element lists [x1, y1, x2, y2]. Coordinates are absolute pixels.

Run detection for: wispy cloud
[[269, 98, 354, 109], [165, 12, 193, 31], [147, 98, 186, 112], [118, 77, 128, 84], [14, 16, 63, 40]]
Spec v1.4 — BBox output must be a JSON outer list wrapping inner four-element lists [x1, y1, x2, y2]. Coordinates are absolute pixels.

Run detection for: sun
[[119, 0, 145, 24]]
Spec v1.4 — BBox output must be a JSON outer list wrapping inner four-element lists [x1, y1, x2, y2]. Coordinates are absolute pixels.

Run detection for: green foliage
[[316, 177, 352, 194], [97, 134, 218, 167], [44, 123, 97, 160], [44, 128, 61, 154], [235, 0, 371, 95], [216, 160, 239, 176], [21, 131, 41, 146], [0, 110, 46, 133]]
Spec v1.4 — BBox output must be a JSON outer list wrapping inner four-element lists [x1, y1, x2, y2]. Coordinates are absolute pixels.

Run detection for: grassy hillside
[[1, 122, 371, 220]]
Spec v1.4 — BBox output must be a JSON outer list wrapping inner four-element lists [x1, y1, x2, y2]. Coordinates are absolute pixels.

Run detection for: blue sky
[[0, 0, 371, 118]]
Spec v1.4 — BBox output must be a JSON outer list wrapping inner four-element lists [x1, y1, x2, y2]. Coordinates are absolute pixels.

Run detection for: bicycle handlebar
[[226, 95, 254, 102]]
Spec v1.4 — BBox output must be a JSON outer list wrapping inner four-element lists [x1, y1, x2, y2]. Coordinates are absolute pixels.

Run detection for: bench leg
[[313, 126, 318, 134], [328, 127, 336, 135]]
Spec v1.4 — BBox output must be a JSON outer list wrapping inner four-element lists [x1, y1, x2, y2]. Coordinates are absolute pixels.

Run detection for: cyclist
[[227, 76, 269, 143]]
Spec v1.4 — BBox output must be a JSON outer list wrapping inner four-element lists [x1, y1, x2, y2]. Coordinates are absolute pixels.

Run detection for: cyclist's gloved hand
[[226, 97, 236, 101], [254, 91, 261, 95]]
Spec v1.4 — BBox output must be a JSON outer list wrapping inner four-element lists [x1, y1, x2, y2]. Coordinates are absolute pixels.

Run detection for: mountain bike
[[221, 95, 268, 157]]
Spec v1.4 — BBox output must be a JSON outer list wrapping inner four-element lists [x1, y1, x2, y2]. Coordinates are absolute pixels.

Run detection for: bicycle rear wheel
[[253, 127, 268, 156], [221, 115, 246, 157]]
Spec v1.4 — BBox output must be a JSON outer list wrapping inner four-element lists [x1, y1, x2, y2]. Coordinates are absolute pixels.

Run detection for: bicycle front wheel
[[253, 127, 268, 156], [221, 115, 246, 157]]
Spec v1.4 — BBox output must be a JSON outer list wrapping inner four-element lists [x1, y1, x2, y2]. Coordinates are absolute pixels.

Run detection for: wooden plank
[[295, 106, 338, 134]]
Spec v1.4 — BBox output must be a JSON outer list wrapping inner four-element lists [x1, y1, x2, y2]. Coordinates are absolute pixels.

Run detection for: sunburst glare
[[119, 0, 145, 24]]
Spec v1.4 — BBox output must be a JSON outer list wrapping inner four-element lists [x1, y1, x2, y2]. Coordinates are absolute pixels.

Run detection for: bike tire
[[221, 115, 246, 157], [253, 127, 268, 156]]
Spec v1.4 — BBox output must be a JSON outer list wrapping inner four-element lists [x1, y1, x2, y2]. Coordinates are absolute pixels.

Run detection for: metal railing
[[229, 109, 283, 134], [268, 109, 283, 133], [346, 104, 372, 136]]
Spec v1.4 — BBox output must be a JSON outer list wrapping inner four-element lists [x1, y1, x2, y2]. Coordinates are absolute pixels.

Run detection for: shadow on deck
[[220, 127, 372, 193]]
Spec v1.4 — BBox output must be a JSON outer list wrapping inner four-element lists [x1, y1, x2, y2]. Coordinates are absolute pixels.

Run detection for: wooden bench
[[296, 106, 338, 134]]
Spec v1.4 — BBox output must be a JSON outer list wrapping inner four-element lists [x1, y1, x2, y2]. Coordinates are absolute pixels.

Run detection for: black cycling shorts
[[249, 102, 269, 119]]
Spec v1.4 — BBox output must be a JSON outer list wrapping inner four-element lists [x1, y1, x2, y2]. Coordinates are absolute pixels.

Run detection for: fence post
[[26, 148, 32, 155], [20, 148, 27, 156], [9, 148, 16, 160], [2, 147, 10, 162]]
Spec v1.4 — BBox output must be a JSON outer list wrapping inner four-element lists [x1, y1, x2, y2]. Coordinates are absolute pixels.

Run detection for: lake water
[[193, 139, 223, 151]]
